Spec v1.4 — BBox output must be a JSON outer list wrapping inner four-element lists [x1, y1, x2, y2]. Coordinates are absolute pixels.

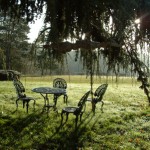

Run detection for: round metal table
[[32, 87, 66, 112]]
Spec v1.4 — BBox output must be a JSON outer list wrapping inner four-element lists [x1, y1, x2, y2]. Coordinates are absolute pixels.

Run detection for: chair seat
[[62, 106, 79, 113], [20, 97, 35, 101]]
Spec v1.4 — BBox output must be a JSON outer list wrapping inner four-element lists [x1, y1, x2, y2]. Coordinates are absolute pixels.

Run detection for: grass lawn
[[0, 75, 150, 150]]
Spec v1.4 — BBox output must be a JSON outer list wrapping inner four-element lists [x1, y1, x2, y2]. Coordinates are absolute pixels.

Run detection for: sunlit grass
[[0, 75, 150, 149]]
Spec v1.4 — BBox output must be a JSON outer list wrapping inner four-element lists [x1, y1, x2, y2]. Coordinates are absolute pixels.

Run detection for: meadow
[[0, 75, 150, 150]]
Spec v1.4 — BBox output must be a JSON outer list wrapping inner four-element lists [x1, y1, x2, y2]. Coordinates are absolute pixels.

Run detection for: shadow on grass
[[0, 111, 48, 148], [36, 111, 102, 150], [0, 110, 101, 150]]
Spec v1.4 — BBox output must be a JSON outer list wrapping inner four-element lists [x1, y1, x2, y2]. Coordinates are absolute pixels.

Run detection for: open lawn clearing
[[0, 76, 149, 149]]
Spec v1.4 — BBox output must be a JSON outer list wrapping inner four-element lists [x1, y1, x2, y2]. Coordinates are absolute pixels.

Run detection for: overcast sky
[[27, 16, 44, 43], [27, 6, 46, 43]]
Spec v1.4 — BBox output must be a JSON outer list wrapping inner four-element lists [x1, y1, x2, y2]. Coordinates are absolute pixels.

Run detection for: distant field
[[21, 75, 139, 84], [0, 75, 149, 149]]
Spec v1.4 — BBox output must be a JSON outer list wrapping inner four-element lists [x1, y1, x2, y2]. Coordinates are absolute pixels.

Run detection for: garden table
[[32, 87, 66, 112]]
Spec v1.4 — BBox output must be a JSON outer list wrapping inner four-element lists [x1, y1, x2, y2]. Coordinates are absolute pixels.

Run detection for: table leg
[[40, 93, 49, 106], [45, 94, 49, 106]]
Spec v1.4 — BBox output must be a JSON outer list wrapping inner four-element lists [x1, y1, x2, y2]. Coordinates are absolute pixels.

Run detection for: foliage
[[0, 12, 30, 71], [0, 0, 150, 104], [32, 31, 67, 75], [0, 48, 6, 69]]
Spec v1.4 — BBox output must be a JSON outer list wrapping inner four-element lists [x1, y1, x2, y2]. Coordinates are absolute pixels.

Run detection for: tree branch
[[43, 40, 121, 53]]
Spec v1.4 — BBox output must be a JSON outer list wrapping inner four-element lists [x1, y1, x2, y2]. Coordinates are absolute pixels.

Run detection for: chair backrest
[[53, 78, 67, 89], [94, 84, 108, 101], [77, 90, 91, 112], [13, 79, 26, 98]]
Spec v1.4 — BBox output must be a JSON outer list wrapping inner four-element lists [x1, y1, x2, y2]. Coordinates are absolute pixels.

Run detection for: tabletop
[[32, 87, 66, 94]]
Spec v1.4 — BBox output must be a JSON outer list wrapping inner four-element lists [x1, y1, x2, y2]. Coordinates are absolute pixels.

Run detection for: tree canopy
[[0, 13, 30, 72], [0, 0, 150, 105], [1, 0, 150, 40]]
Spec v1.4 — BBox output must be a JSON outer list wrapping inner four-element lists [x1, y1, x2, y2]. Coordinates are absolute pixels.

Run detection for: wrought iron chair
[[13, 76, 36, 113], [61, 90, 90, 127], [87, 84, 108, 113], [53, 78, 68, 105]]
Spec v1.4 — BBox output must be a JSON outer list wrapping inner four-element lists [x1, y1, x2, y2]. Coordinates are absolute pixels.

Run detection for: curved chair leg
[[66, 112, 69, 122], [101, 100, 104, 113], [61, 111, 69, 123], [26, 101, 29, 113], [66, 95, 68, 104], [64, 95, 68, 104], [75, 115, 79, 128], [83, 103, 86, 112], [63, 95, 65, 103], [80, 112, 83, 121], [92, 102, 96, 114], [23, 101, 25, 108], [53, 95, 59, 106], [16, 98, 19, 109]]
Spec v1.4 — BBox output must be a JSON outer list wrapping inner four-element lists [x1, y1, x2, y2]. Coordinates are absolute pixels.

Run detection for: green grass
[[0, 75, 150, 150]]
